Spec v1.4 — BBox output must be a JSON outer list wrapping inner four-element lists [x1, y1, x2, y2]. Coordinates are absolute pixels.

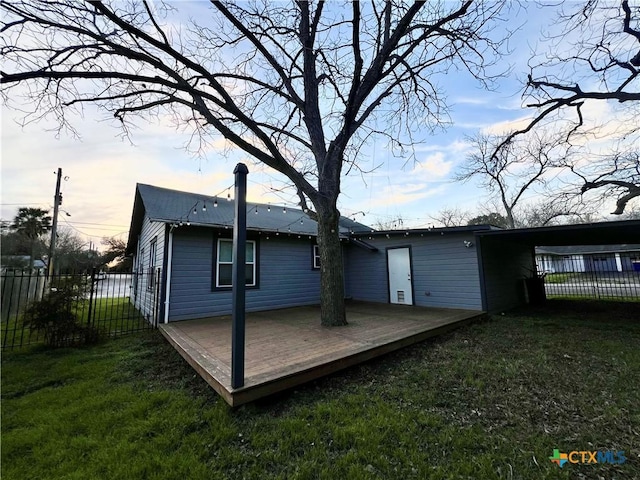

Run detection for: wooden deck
[[159, 301, 484, 406]]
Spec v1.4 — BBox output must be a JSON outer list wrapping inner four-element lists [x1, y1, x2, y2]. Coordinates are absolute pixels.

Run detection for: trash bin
[[633, 261, 640, 272], [524, 277, 546, 305]]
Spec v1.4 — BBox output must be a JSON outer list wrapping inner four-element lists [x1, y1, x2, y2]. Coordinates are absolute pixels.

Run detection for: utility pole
[[48, 167, 62, 277]]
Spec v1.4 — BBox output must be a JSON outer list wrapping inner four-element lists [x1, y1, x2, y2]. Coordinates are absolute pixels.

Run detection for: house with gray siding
[[126, 184, 496, 324], [126, 184, 373, 323], [535, 244, 640, 273], [345, 229, 486, 311]]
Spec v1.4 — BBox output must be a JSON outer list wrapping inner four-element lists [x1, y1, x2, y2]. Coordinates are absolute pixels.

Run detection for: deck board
[[160, 301, 483, 406]]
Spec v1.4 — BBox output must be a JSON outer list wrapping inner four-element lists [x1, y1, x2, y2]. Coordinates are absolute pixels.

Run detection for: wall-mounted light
[[464, 240, 474, 248]]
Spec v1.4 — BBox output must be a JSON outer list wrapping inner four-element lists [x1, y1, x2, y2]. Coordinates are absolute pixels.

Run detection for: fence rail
[[538, 256, 640, 301], [1, 269, 160, 350]]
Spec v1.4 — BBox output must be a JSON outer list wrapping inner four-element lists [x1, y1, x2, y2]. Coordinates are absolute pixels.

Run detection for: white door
[[387, 247, 413, 305]]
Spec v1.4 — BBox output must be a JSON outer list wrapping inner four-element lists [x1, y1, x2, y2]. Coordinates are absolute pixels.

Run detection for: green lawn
[[2, 297, 149, 349], [544, 273, 576, 284], [2, 301, 639, 479]]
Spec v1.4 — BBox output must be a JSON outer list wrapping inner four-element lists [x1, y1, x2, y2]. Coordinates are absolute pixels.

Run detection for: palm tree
[[11, 207, 51, 270]]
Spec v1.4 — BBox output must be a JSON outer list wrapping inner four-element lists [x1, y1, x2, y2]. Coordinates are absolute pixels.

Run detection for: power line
[[65, 221, 129, 228]]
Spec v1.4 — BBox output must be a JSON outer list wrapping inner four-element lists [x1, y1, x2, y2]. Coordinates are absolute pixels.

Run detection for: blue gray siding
[[131, 217, 165, 321], [479, 238, 532, 313], [345, 233, 483, 311], [168, 228, 320, 321]]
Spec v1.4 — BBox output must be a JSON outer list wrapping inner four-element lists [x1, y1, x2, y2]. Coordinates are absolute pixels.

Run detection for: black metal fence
[[1, 269, 161, 350], [538, 256, 640, 301]]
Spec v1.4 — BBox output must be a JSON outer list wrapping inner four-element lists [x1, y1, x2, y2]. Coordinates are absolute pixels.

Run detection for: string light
[[170, 182, 380, 238]]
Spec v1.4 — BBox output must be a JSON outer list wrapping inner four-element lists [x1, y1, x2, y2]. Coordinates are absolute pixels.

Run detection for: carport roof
[[474, 219, 640, 246], [536, 244, 640, 255]]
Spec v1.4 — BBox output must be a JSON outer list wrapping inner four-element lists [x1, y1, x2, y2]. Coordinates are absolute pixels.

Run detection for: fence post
[[231, 162, 248, 389], [154, 268, 161, 328], [87, 268, 96, 327]]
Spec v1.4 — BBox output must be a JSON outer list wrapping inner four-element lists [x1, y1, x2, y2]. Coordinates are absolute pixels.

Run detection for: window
[[215, 239, 257, 288], [312, 244, 320, 270], [148, 238, 157, 290]]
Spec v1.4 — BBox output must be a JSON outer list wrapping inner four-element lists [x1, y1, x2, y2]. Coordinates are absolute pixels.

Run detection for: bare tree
[[1, 1, 512, 326], [493, 1, 639, 212], [101, 236, 132, 271], [373, 215, 405, 231], [457, 131, 571, 228], [467, 212, 509, 228], [500, 1, 639, 144], [429, 207, 470, 227], [53, 228, 102, 273], [574, 150, 640, 215], [517, 198, 595, 228]]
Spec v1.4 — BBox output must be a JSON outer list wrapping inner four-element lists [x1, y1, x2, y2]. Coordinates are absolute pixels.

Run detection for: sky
[[0, 1, 633, 250]]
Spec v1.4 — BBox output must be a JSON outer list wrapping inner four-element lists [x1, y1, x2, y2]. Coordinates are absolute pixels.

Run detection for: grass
[[544, 273, 576, 284], [86, 297, 149, 334], [1, 297, 149, 349], [547, 294, 640, 302], [2, 300, 639, 479]]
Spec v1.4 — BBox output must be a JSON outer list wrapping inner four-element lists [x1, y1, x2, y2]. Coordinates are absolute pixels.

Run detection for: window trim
[[147, 237, 157, 291], [312, 244, 320, 270], [212, 237, 259, 290]]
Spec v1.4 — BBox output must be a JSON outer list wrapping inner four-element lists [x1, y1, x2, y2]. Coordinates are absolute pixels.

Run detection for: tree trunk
[[29, 239, 36, 272], [505, 206, 516, 229], [316, 208, 347, 327]]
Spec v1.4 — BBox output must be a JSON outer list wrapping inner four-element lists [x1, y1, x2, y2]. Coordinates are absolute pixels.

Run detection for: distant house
[[536, 245, 640, 273], [125, 184, 495, 324], [0, 256, 47, 274]]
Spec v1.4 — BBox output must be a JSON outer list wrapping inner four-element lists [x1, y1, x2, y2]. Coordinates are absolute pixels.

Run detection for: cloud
[[0, 109, 279, 244], [412, 152, 453, 179], [368, 184, 448, 208], [453, 97, 488, 106], [412, 139, 470, 154], [480, 114, 534, 135]]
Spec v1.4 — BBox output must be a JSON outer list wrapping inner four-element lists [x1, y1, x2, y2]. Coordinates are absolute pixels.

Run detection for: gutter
[[163, 225, 175, 325]]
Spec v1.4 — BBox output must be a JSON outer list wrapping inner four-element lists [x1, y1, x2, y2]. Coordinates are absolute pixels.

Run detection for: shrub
[[23, 277, 101, 347]]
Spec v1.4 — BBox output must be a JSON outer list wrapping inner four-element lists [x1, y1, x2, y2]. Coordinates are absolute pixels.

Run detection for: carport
[[474, 219, 640, 312]]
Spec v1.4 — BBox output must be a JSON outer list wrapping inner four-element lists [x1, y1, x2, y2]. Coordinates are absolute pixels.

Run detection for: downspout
[[163, 225, 175, 324], [475, 234, 488, 312]]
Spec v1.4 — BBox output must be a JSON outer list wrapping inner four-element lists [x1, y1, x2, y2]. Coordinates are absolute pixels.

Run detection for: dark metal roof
[[126, 183, 371, 254], [359, 224, 497, 239], [475, 219, 640, 246], [536, 244, 640, 255]]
